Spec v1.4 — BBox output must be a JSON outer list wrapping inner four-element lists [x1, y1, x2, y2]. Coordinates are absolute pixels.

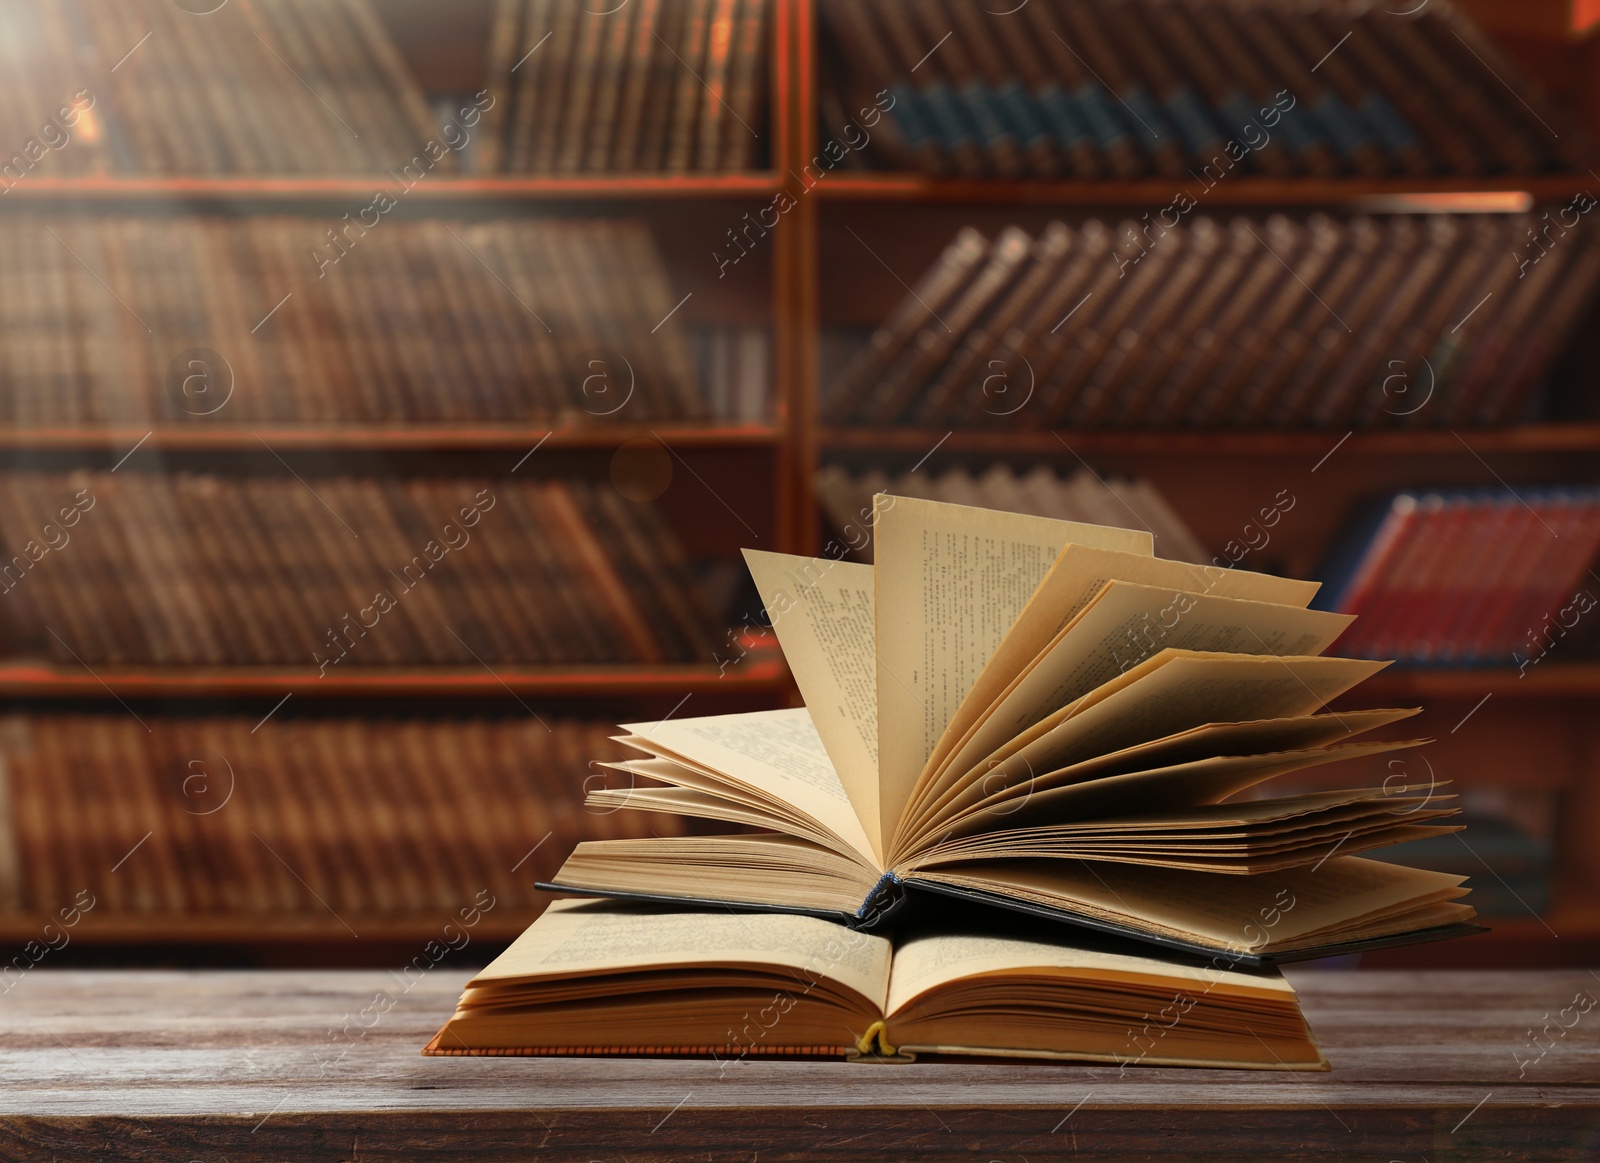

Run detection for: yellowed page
[[917, 856, 1463, 952], [622, 708, 878, 866], [742, 549, 882, 855], [935, 740, 1426, 845], [914, 584, 1354, 833], [885, 930, 1293, 1017], [911, 709, 1421, 843], [968, 651, 1389, 804], [472, 899, 893, 1011], [923, 545, 1320, 796], [588, 784, 862, 854], [875, 495, 1152, 846]]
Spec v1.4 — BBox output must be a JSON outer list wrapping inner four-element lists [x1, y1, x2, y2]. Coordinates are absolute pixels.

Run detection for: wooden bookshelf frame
[[0, 174, 787, 201], [0, 423, 780, 452], [0, 659, 790, 699], [819, 424, 1600, 458], [812, 172, 1594, 206]]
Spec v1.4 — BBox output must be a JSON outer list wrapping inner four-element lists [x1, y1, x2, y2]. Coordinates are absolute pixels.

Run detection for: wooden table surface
[[2, 968, 1597, 1161]]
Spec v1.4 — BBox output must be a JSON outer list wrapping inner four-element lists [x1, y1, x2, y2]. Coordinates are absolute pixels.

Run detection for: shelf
[[0, 658, 791, 699], [820, 424, 1600, 458], [814, 172, 1591, 207], [0, 174, 787, 201], [0, 423, 780, 453], [1356, 664, 1600, 701]]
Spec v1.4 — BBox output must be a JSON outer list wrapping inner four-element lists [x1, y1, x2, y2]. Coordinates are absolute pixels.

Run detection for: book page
[[974, 652, 1389, 800], [918, 583, 1353, 826], [742, 550, 881, 854], [929, 856, 1463, 951], [923, 545, 1320, 795], [911, 708, 1420, 843], [474, 899, 893, 1011], [926, 736, 1425, 842], [875, 495, 1152, 846], [622, 708, 878, 865], [885, 930, 1292, 1017]]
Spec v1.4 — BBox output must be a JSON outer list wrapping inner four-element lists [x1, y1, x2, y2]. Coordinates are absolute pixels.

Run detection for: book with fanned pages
[[423, 899, 1327, 1069], [540, 495, 1482, 965]]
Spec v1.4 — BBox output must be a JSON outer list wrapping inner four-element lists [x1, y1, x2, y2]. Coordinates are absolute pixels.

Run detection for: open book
[[425, 900, 1326, 1069], [544, 497, 1480, 963]]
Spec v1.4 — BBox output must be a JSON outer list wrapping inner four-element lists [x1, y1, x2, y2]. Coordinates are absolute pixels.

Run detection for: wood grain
[[1, 969, 1596, 1160]]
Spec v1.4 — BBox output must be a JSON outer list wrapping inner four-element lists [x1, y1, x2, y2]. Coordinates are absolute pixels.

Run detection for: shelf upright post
[[773, 0, 819, 554]]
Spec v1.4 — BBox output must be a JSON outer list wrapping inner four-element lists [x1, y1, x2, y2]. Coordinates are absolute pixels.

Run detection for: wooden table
[[2, 968, 1597, 1161]]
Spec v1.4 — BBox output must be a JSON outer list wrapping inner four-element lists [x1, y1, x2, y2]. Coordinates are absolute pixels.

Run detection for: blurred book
[[817, 462, 1208, 564], [822, 214, 1600, 430], [1317, 488, 1600, 667], [479, 0, 770, 173], [690, 326, 770, 422], [0, 216, 706, 424], [0, 0, 445, 175], [0, 472, 720, 667], [817, 0, 1592, 179], [0, 714, 692, 922]]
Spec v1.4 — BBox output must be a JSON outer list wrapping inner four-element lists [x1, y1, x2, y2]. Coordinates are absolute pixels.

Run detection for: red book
[[1339, 493, 1445, 659], [1425, 495, 1520, 664], [1406, 496, 1513, 664], [1495, 497, 1600, 667]]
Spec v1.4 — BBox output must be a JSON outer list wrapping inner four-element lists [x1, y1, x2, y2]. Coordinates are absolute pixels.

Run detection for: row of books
[[820, 0, 1591, 178], [824, 214, 1600, 429], [817, 463, 1207, 564], [0, 216, 708, 424], [0, 473, 718, 667], [479, 0, 770, 173], [0, 714, 686, 918], [2, 0, 447, 175], [1319, 488, 1600, 667], [0, 0, 774, 178]]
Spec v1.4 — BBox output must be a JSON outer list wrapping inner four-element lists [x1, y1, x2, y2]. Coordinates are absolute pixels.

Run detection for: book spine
[[913, 222, 1072, 425], [476, 0, 524, 173], [1361, 11, 1533, 173], [663, 0, 715, 172], [826, 227, 990, 424], [858, 225, 1034, 425], [914, 0, 1023, 178], [1058, 0, 1185, 178], [958, 222, 1113, 425], [1112, 224, 1255, 427], [583, 0, 637, 172], [1418, 495, 1516, 664], [1474, 231, 1600, 426], [1366, 495, 1471, 662], [719, 0, 767, 171], [820, 0, 948, 173], [1070, 219, 1223, 428], [608, 0, 661, 171], [693, 0, 741, 171], [555, 8, 607, 173]]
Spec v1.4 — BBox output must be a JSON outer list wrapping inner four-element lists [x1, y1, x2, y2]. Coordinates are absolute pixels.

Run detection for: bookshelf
[[0, 0, 803, 962], [2, 0, 1598, 967], [790, 0, 1600, 967]]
